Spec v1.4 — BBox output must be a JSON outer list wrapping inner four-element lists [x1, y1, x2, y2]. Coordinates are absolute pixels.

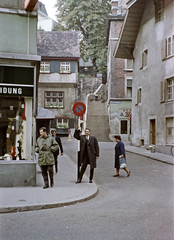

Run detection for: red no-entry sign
[[73, 102, 86, 116]]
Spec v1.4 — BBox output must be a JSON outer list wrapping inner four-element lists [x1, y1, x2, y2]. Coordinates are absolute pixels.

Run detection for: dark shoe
[[76, 179, 81, 184], [127, 171, 131, 177], [51, 183, 54, 187], [89, 179, 93, 183], [113, 174, 119, 177], [43, 185, 49, 189]]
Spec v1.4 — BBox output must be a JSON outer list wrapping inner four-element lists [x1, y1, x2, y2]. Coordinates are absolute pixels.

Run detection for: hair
[[39, 127, 47, 132], [114, 135, 121, 140], [51, 129, 56, 133], [85, 128, 90, 132]]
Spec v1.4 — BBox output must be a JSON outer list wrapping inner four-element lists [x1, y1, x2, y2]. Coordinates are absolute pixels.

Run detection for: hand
[[41, 144, 48, 151], [96, 156, 99, 159], [61, 153, 64, 155]]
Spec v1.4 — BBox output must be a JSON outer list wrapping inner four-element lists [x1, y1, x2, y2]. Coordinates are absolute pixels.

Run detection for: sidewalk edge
[[0, 186, 99, 214], [125, 149, 174, 165]]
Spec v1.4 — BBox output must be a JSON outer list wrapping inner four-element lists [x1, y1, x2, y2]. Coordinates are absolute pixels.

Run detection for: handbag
[[119, 156, 126, 169]]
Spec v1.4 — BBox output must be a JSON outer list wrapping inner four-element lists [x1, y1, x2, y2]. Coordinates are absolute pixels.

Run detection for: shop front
[[0, 54, 40, 186]]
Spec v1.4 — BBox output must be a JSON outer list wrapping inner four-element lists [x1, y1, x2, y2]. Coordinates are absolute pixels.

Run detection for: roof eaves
[[105, 14, 124, 46], [113, 0, 146, 59]]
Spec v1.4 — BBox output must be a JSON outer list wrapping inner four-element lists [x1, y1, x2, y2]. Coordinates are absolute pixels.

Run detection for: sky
[[39, 0, 57, 21]]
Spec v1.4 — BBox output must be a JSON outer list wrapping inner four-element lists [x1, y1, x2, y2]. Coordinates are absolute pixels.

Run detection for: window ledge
[[163, 54, 174, 61], [59, 72, 71, 74], [45, 106, 64, 109]]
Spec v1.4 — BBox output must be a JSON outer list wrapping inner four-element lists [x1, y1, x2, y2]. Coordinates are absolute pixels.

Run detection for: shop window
[[60, 62, 70, 73], [121, 120, 127, 134], [166, 117, 174, 144], [45, 91, 64, 108], [40, 62, 50, 73], [155, 0, 163, 23], [56, 118, 69, 128]]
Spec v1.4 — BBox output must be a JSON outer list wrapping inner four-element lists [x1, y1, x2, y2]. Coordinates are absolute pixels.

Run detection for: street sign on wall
[[72, 102, 86, 116]]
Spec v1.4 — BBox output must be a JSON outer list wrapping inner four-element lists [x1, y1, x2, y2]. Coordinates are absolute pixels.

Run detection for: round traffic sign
[[73, 102, 86, 116]]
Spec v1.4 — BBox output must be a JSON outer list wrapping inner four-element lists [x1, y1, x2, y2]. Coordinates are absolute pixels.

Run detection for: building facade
[[114, 0, 174, 154], [37, 31, 80, 134], [106, 0, 133, 141], [0, 0, 40, 160], [37, 1, 57, 31]]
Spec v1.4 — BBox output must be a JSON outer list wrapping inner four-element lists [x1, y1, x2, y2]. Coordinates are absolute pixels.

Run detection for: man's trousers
[[40, 165, 54, 186], [79, 155, 94, 181]]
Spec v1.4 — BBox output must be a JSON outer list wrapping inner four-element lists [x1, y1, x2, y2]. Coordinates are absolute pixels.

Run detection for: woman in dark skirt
[[113, 135, 130, 177]]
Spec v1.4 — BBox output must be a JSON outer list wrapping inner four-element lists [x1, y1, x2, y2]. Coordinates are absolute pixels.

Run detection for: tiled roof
[[37, 31, 80, 58]]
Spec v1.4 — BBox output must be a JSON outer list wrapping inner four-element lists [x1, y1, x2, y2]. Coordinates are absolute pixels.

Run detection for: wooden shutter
[[161, 81, 164, 102]]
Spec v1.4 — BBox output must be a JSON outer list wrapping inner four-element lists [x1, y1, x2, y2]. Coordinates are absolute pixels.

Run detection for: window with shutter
[[155, 0, 164, 23], [166, 117, 174, 144], [166, 35, 174, 58]]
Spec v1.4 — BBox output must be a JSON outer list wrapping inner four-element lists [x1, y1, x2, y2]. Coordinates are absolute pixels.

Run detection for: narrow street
[[0, 137, 173, 240]]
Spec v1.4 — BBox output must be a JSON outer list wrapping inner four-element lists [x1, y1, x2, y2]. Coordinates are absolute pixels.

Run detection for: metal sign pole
[[77, 116, 81, 180]]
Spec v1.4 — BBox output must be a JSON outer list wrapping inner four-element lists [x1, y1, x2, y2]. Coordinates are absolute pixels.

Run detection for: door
[[150, 119, 156, 145]]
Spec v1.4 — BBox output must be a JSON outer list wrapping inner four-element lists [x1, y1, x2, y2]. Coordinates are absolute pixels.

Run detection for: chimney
[[111, 0, 118, 14]]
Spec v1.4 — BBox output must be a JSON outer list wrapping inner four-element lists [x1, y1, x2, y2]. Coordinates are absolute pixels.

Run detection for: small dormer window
[[60, 62, 71, 73]]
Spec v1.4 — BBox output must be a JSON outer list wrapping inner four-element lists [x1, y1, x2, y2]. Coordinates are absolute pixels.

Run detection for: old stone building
[[114, 0, 174, 154], [37, 31, 80, 134], [106, 0, 133, 141]]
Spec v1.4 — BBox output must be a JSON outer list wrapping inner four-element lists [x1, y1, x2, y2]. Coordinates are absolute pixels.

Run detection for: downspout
[[27, 11, 30, 54], [33, 64, 37, 161]]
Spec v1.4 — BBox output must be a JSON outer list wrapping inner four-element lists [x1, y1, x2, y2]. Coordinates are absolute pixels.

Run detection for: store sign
[[0, 85, 33, 97], [0, 66, 34, 97]]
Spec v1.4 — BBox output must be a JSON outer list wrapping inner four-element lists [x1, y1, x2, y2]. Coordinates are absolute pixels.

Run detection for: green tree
[[55, 0, 111, 75]]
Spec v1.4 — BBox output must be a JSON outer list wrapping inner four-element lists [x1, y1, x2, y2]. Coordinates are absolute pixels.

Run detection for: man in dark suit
[[51, 130, 64, 173], [74, 127, 99, 183]]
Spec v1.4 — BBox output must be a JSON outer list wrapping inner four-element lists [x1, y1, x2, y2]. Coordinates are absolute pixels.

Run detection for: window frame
[[44, 91, 64, 108], [139, 49, 148, 69], [40, 62, 50, 73], [56, 118, 69, 128], [167, 77, 174, 101], [60, 62, 71, 73], [135, 87, 142, 105], [126, 78, 132, 98], [155, 0, 164, 23], [166, 117, 174, 145], [166, 35, 174, 58]]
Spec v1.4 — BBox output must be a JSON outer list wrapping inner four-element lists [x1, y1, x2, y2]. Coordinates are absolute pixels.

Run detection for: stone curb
[[0, 185, 99, 214], [125, 149, 174, 166]]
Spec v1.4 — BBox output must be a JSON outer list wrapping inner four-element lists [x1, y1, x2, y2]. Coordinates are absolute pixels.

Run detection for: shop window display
[[0, 97, 26, 160]]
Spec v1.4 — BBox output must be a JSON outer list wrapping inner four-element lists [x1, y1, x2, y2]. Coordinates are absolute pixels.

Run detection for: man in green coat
[[35, 127, 59, 189]]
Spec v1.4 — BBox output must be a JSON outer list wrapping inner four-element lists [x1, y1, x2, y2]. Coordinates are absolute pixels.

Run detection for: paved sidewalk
[[0, 154, 98, 214], [125, 144, 174, 165], [0, 138, 173, 214]]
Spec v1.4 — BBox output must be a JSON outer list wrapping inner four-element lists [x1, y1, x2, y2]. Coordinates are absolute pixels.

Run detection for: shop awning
[[113, 0, 146, 59], [36, 107, 55, 120]]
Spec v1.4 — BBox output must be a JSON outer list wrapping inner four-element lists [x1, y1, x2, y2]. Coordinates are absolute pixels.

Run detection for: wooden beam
[[25, 0, 38, 11]]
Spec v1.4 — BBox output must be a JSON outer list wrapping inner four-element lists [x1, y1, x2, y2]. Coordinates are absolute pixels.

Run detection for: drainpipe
[[33, 65, 37, 161], [27, 11, 29, 54]]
